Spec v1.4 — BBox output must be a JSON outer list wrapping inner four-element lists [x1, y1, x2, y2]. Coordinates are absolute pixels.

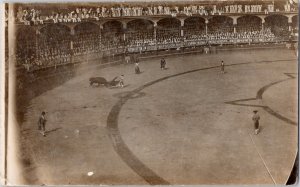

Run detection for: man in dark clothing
[[221, 61, 225, 74], [161, 58, 166, 70], [38, 111, 47, 136], [252, 110, 260, 135]]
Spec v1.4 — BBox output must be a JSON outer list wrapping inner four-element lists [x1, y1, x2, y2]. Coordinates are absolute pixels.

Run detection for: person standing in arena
[[135, 62, 141, 74], [119, 75, 124, 88], [38, 111, 47, 136], [160, 58, 165, 70], [252, 110, 260, 135], [125, 53, 130, 64], [161, 58, 166, 70], [221, 61, 225, 74]]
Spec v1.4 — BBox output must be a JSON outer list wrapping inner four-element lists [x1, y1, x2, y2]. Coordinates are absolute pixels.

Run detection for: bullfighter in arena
[[252, 110, 260, 135], [113, 75, 125, 88], [161, 58, 166, 70], [135, 62, 141, 74], [119, 75, 124, 88], [110, 75, 124, 88], [38, 111, 47, 136], [221, 61, 225, 74]]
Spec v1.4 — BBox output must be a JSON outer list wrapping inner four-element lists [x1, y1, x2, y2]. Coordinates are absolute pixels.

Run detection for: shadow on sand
[[109, 84, 130, 89], [45, 127, 62, 135]]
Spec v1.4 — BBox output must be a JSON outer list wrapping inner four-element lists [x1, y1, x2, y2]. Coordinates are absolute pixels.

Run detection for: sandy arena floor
[[17, 48, 297, 185]]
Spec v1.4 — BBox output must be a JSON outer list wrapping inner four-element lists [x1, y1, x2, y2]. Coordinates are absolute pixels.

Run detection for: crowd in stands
[[101, 33, 124, 50], [126, 31, 154, 46], [15, 25, 283, 70], [13, 6, 294, 71], [16, 1, 297, 25], [73, 33, 101, 54], [208, 18, 234, 33], [265, 18, 289, 38]]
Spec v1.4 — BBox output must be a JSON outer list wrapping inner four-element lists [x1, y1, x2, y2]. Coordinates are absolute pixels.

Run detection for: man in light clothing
[[118, 75, 124, 88]]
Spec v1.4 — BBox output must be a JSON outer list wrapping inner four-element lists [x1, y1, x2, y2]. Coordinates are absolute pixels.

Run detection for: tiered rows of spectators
[[184, 17, 206, 42], [265, 16, 289, 39], [125, 20, 154, 47], [73, 33, 101, 54], [14, 5, 295, 70], [16, 27, 37, 67], [237, 16, 262, 32], [16, 25, 280, 70], [100, 21, 124, 50], [156, 18, 181, 47], [37, 39, 71, 67], [16, 1, 297, 25]]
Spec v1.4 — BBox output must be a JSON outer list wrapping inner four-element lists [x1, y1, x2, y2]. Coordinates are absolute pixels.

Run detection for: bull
[[89, 76, 122, 88]]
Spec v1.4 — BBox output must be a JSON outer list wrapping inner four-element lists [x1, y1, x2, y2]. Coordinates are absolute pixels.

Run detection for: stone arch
[[102, 20, 123, 33], [72, 22, 101, 55], [265, 14, 289, 37], [39, 23, 71, 34], [208, 16, 233, 33], [265, 14, 289, 20], [38, 24, 72, 63], [183, 17, 206, 37], [127, 18, 154, 26], [157, 17, 181, 29], [156, 18, 181, 41], [184, 16, 206, 28], [102, 20, 124, 45], [208, 15, 233, 21], [126, 19, 154, 42], [127, 19, 154, 31], [74, 22, 100, 34], [39, 23, 71, 38], [237, 15, 262, 32]]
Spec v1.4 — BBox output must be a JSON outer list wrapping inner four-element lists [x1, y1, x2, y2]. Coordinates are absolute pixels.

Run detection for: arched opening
[[157, 18, 181, 43], [184, 17, 206, 40], [38, 24, 71, 67], [236, 15, 275, 42], [16, 25, 37, 67], [73, 22, 101, 55], [208, 16, 233, 34], [39, 24, 71, 37], [102, 20, 123, 48], [237, 15, 262, 32], [126, 19, 154, 46], [265, 15, 289, 39], [74, 22, 99, 34]]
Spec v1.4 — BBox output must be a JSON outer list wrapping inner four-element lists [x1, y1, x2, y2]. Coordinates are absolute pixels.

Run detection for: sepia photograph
[[2, 0, 299, 185]]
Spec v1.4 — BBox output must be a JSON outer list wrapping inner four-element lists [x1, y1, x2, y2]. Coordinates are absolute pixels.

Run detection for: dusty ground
[[14, 48, 297, 185]]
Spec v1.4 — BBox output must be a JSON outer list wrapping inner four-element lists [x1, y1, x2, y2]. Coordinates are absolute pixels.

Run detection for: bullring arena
[[4, 1, 299, 185]]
